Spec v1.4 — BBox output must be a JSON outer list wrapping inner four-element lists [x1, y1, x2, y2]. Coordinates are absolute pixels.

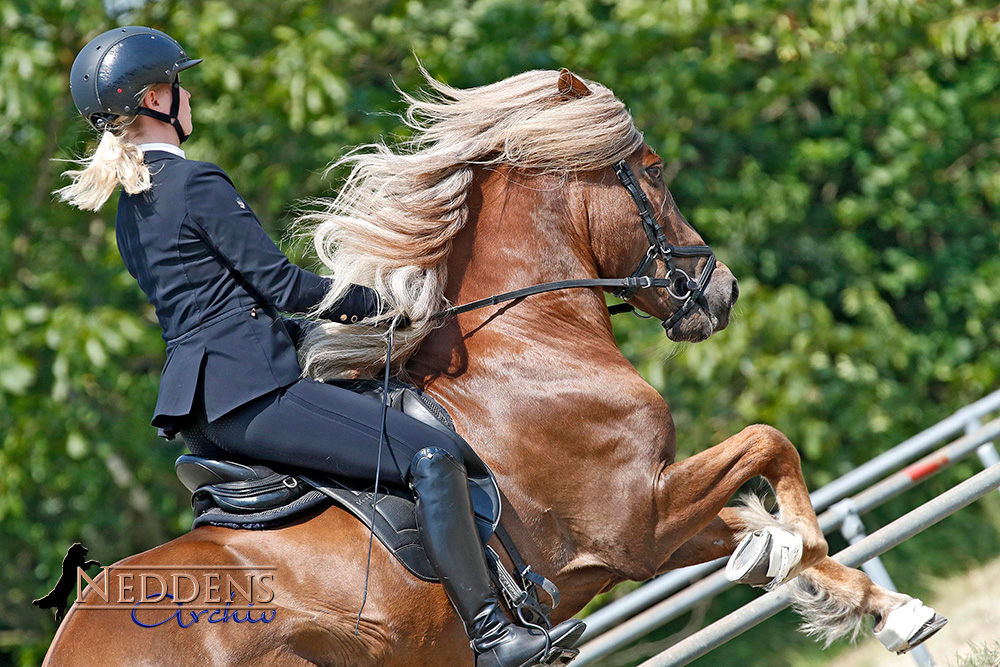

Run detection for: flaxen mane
[[298, 69, 643, 379]]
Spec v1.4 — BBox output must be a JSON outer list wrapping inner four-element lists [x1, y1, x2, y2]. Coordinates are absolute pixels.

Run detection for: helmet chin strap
[[135, 80, 190, 144]]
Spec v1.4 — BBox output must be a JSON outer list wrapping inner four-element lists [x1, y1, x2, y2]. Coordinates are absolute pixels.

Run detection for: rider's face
[[176, 84, 192, 137], [141, 82, 193, 139]]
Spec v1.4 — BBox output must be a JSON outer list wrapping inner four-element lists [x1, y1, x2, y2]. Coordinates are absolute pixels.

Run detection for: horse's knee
[[408, 446, 466, 485], [740, 423, 791, 447], [741, 424, 800, 469]]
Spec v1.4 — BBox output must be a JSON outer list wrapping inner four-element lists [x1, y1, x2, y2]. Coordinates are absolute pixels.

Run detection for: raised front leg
[[659, 508, 743, 570], [652, 424, 827, 582], [653, 466, 946, 654]]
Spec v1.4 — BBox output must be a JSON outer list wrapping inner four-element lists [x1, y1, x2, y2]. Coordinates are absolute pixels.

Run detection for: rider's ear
[[558, 69, 592, 100]]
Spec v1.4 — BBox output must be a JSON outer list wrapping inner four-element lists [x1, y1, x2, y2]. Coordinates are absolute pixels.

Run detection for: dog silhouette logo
[[33, 543, 100, 623]]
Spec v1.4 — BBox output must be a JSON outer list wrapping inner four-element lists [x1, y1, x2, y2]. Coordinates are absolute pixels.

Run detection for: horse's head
[[301, 68, 740, 381], [544, 70, 737, 342], [587, 143, 739, 342]]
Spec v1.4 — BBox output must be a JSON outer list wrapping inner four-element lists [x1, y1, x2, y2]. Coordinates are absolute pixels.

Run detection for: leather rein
[[433, 160, 716, 331]]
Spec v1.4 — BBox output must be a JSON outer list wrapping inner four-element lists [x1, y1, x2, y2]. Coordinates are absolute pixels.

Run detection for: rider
[[60, 27, 584, 666]]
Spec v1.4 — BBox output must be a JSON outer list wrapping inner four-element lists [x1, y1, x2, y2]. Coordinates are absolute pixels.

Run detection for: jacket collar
[[143, 150, 184, 164], [138, 142, 185, 158]]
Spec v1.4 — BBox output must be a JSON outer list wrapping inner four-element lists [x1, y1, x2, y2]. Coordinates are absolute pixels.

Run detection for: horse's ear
[[558, 68, 592, 100]]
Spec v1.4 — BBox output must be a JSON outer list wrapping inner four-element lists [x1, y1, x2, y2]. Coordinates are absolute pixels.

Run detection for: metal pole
[[638, 463, 1000, 667], [835, 501, 934, 667], [577, 558, 726, 642], [967, 418, 1000, 483], [816, 416, 1000, 533], [574, 568, 734, 665], [574, 417, 1000, 664], [809, 389, 1000, 511]]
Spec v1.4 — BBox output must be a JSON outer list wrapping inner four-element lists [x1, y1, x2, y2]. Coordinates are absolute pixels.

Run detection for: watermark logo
[[33, 543, 100, 623], [35, 543, 277, 628]]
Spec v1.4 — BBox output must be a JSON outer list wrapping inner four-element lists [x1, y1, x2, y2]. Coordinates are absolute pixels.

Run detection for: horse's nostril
[[730, 280, 740, 305]]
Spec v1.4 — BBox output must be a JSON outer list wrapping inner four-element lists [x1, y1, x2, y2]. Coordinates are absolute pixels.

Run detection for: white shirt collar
[[137, 143, 186, 158]]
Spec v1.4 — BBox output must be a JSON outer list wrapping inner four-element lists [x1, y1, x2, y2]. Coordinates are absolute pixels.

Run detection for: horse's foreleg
[[786, 557, 914, 646], [656, 494, 938, 651], [653, 424, 827, 579]]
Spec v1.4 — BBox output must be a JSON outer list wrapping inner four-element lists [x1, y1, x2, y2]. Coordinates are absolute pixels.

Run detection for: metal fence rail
[[810, 390, 1000, 511], [638, 463, 1000, 667], [576, 390, 1000, 665]]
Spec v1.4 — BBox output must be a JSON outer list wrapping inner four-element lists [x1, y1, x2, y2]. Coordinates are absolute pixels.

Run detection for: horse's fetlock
[[800, 534, 829, 569]]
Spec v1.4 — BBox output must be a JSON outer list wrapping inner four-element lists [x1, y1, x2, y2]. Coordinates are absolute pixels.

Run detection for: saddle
[[176, 379, 560, 626]]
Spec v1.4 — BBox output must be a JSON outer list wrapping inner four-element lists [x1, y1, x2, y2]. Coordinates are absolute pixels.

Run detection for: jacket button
[[340, 314, 348, 322], [251, 308, 257, 318]]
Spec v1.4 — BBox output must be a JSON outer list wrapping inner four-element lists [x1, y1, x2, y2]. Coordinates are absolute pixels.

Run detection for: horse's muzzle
[[662, 269, 737, 343]]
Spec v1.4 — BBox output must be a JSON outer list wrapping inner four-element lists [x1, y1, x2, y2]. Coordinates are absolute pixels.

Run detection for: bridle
[[433, 159, 716, 332], [610, 160, 715, 329]]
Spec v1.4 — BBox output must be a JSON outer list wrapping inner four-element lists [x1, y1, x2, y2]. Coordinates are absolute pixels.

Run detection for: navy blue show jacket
[[115, 150, 371, 438]]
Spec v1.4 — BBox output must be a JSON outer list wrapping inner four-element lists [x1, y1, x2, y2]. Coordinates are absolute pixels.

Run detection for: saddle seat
[[176, 380, 560, 625]]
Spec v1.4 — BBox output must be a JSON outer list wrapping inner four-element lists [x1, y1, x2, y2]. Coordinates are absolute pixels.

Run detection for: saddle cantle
[[176, 380, 560, 625]]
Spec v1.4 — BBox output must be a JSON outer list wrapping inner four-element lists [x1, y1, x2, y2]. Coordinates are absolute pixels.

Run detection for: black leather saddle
[[176, 380, 560, 624]]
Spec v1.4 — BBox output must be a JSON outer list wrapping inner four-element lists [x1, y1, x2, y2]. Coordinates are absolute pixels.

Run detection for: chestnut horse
[[45, 69, 932, 666]]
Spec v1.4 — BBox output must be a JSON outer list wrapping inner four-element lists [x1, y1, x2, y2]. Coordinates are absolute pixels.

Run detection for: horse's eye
[[646, 165, 662, 181]]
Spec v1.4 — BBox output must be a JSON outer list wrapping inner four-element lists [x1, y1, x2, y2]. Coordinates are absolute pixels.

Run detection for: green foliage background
[[2, 0, 999, 665]]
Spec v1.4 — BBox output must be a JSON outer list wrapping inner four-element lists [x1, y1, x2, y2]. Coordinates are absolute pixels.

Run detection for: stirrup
[[470, 602, 583, 667], [725, 526, 803, 591], [874, 599, 947, 654]]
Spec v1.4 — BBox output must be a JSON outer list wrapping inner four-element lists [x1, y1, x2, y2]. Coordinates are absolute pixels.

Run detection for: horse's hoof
[[725, 526, 803, 591], [875, 599, 947, 654]]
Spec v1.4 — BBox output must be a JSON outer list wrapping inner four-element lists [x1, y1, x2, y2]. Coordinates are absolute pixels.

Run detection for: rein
[[433, 160, 716, 331]]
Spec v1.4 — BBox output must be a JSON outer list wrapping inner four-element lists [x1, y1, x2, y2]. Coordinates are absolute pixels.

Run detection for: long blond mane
[[298, 69, 643, 380]]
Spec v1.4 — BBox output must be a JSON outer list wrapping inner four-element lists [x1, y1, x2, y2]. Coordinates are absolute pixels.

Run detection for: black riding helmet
[[70, 26, 202, 143]]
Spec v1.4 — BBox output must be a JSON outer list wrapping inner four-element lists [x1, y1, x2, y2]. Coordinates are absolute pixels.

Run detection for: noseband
[[434, 160, 716, 331], [610, 160, 715, 329]]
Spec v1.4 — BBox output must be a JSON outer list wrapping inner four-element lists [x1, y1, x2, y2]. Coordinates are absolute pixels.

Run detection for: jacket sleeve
[[184, 162, 376, 319]]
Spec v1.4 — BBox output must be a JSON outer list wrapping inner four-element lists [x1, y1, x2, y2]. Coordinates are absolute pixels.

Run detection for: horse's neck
[[409, 169, 675, 605], [411, 167, 626, 383], [410, 166, 670, 453]]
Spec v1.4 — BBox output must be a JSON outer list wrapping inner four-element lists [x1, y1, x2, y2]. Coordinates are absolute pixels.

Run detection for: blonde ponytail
[[55, 125, 151, 211]]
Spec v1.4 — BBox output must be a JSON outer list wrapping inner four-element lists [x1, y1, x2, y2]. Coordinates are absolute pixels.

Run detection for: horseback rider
[[60, 26, 584, 666]]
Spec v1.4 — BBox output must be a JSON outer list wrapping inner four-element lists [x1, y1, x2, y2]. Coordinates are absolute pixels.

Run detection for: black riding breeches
[[178, 378, 468, 488]]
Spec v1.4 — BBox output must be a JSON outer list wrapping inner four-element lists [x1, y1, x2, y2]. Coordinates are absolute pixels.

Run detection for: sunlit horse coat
[[114, 149, 374, 438]]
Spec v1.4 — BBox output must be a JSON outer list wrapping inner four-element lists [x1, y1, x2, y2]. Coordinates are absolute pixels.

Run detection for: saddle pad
[[180, 380, 500, 582], [191, 473, 497, 582]]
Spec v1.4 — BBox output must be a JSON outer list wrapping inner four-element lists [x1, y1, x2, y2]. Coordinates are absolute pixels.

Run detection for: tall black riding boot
[[409, 447, 586, 667]]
